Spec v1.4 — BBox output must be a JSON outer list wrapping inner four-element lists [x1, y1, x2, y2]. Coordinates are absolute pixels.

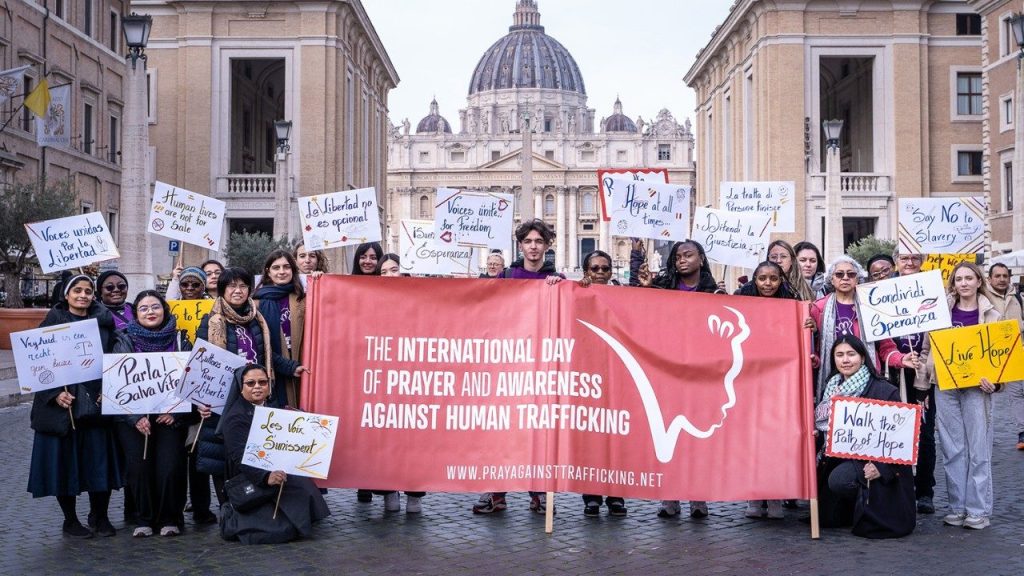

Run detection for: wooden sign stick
[[544, 491, 554, 534], [272, 481, 285, 519], [65, 386, 76, 431], [809, 498, 820, 539], [995, 332, 1022, 384], [190, 418, 204, 453], [143, 432, 149, 460]]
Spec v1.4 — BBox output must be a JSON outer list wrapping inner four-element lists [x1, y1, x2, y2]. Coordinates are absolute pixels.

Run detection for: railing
[[216, 174, 276, 197], [807, 173, 891, 195]]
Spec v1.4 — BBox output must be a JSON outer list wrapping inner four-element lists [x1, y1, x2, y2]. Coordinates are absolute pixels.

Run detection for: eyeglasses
[[225, 283, 249, 292], [242, 379, 270, 388], [869, 267, 892, 280], [588, 266, 611, 273], [897, 256, 922, 264], [137, 305, 162, 314], [180, 281, 203, 288], [103, 283, 127, 292], [833, 271, 858, 279], [203, 269, 222, 277]]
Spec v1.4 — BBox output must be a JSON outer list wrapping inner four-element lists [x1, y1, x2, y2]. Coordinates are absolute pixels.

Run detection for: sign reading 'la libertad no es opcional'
[[297, 188, 382, 251]]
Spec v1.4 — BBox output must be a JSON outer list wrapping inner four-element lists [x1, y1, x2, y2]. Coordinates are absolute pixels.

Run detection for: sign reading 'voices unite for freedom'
[[10, 319, 104, 393], [102, 352, 192, 415], [433, 188, 514, 250], [298, 188, 382, 251], [242, 406, 339, 479], [826, 396, 922, 466], [855, 269, 952, 342], [26, 213, 120, 274], [605, 177, 691, 242]]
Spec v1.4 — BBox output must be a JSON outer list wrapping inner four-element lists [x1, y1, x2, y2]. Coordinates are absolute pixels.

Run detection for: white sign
[[35, 84, 71, 148], [242, 405, 339, 479], [826, 396, 922, 466], [25, 212, 120, 274], [597, 169, 669, 221], [0, 65, 30, 106], [719, 181, 796, 233], [176, 339, 248, 414], [298, 188, 382, 250], [690, 207, 771, 269], [433, 188, 514, 250], [102, 352, 192, 415], [856, 269, 952, 343], [605, 177, 691, 242], [399, 219, 479, 276], [148, 182, 227, 250], [10, 319, 104, 393], [897, 197, 986, 255]]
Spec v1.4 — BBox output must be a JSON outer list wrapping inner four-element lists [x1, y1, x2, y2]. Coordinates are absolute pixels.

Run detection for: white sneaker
[[132, 526, 153, 538], [767, 500, 785, 519], [942, 512, 966, 526], [745, 500, 764, 518], [963, 515, 990, 530], [657, 500, 681, 518], [406, 496, 422, 514], [689, 501, 708, 518], [384, 491, 401, 512], [159, 525, 180, 537]]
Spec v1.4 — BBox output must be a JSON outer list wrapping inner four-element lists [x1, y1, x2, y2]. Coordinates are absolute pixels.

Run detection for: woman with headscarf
[[98, 270, 134, 330], [28, 275, 125, 538], [218, 364, 330, 544], [112, 290, 194, 537], [254, 250, 306, 408]]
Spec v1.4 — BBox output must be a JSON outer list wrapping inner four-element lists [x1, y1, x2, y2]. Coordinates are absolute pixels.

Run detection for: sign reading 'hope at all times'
[[606, 177, 691, 242], [25, 212, 120, 274], [297, 188, 382, 250], [855, 270, 952, 342], [825, 396, 922, 466], [148, 182, 226, 251]]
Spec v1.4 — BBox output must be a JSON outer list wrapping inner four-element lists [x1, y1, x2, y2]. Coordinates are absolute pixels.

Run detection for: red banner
[[303, 277, 817, 501]]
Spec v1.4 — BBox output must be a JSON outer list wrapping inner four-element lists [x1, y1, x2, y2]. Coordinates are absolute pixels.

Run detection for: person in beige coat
[[987, 263, 1024, 449]]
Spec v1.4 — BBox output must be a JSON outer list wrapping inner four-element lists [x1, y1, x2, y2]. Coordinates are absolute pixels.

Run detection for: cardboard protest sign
[[242, 406, 339, 479], [897, 197, 985, 255], [856, 270, 952, 342], [690, 207, 771, 269], [928, 320, 1024, 391], [149, 182, 226, 250], [719, 181, 795, 233], [101, 352, 191, 415], [297, 188, 382, 250], [921, 253, 977, 284], [168, 300, 215, 344], [176, 339, 248, 413], [399, 219, 478, 276], [25, 212, 120, 273], [433, 188, 514, 250], [825, 396, 922, 466], [10, 319, 104, 393], [605, 177, 691, 242], [597, 168, 669, 221]]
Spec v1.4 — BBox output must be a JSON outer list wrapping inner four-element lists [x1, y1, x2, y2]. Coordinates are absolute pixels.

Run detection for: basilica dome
[[468, 0, 586, 96], [416, 98, 452, 134], [603, 98, 637, 133]]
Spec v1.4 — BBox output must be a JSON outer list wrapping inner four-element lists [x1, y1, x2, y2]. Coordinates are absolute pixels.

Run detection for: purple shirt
[[235, 325, 258, 363], [834, 302, 857, 340], [111, 304, 134, 330], [502, 266, 558, 280], [951, 305, 979, 328], [279, 296, 292, 353], [676, 280, 698, 292]]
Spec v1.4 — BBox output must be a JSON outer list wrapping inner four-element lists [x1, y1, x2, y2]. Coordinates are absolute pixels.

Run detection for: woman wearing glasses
[[808, 256, 920, 400]]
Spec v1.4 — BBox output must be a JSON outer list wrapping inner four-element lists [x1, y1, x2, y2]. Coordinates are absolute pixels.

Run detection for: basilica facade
[[385, 0, 695, 274]]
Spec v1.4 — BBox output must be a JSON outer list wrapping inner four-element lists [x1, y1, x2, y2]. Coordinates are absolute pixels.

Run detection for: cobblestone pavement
[[1, 398, 1022, 576]]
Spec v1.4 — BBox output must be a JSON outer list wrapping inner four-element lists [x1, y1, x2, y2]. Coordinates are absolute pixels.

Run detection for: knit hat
[[96, 270, 128, 290], [63, 274, 95, 298], [179, 266, 207, 286]]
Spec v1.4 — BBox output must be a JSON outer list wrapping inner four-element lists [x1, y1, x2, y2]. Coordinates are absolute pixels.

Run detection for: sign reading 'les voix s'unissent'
[[434, 188, 514, 250], [855, 269, 952, 342], [242, 406, 339, 479], [605, 176, 691, 242], [25, 212, 120, 274], [148, 182, 227, 250], [298, 188, 382, 251]]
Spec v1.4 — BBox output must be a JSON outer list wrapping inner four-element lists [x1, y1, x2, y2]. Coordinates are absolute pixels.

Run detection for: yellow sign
[[921, 253, 977, 284], [168, 299, 214, 344], [929, 320, 1024, 390]]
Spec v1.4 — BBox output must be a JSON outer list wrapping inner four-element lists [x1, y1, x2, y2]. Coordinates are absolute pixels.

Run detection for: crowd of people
[[26, 223, 1023, 543]]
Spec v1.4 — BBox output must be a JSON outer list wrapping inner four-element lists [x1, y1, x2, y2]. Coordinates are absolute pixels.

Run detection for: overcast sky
[[363, 0, 734, 130]]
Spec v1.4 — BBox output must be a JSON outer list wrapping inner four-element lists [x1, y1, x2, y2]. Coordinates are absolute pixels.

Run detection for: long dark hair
[[257, 249, 305, 299], [828, 334, 880, 381], [793, 241, 825, 276], [132, 290, 173, 330], [351, 242, 384, 276], [736, 261, 797, 299], [652, 240, 719, 293]]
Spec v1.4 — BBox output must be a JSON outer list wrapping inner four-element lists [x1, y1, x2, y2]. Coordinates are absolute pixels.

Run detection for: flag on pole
[[35, 84, 70, 148], [0, 65, 31, 106], [23, 78, 50, 118]]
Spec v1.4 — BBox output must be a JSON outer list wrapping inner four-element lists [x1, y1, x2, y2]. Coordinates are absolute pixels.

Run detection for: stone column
[[567, 187, 578, 270], [824, 144, 843, 263], [273, 151, 290, 239], [1014, 60, 1024, 252], [119, 58, 154, 292], [599, 219, 609, 252], [534, 187, 544, 223], [555, 186, 566, 270]]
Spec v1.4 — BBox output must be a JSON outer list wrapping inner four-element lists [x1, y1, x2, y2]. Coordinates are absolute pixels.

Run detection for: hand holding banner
[[433, 188, 514, 250], [825, 396, 922, 465], [149, 182, 226, 250], [176, 339, 248, 413], [690, 207, 771, 269], [928, 320, 1024, 390], [242, 406, 339, 479], [25, 213, 120, 274], [897, 197, 986, 255], [11, 319, 104, 393], [102, 352, 192, 415], [297, 188, 382, 250], [399, 219, 479, 276], [606, 177, 691, 242], [855, 270, 952, 342], [719, 181, 796, 233]]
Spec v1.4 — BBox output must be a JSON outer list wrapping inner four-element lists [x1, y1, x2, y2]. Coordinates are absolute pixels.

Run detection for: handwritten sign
[[897, 197, 985, 255], [101, 352, 191, 415], [168, 299, 215, 344], [433, 188, 514, 250], [176, 339, 248, 414], [399, 219, 478, 276], [689, 207, 771, 269], [719, 181, 795, 233], [928, 320, 1024, 390], [25, 213, 120, 274], [148, 182, 226, 250], [10, 319, 104, 393], [856, 270, 952, 342], [921, 253, 977, 284], [597, 168, 669, 221], [297, 188, 382, 250], [605, 177, 691, 241], [825, 396, 922, 466], [242, 405, 339, 479]]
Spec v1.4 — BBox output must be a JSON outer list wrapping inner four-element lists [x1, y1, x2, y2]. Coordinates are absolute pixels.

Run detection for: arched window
[[545, 194, 555, 216], [582, 192, 595, 215], [419, 195, 430, 218]]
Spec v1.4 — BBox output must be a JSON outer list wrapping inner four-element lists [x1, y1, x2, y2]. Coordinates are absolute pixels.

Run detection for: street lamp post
[[822, 119, 844, 263], [273, 120, 292, 240], [120, 13, 154, 291], [1010, 14, 1024, 252]]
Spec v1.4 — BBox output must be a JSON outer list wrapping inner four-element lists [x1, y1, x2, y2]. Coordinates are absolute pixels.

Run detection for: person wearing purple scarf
[[98, 270, 134, 330], [254, 249, 306, 409]]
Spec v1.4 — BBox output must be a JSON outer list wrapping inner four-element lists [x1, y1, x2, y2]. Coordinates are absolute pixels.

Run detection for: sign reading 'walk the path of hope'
[[298, 188, 382, 251], [689, 207, 771, 270], [855, 270, 952, 342], [897, 197, 985, 255], [26, 212, 119, 274], [433, 188, 514, 251], [605, 177, 691, 242], [825, 396, 922, 466], [148, 182, 227, 251], [242, 406, 339, 479]]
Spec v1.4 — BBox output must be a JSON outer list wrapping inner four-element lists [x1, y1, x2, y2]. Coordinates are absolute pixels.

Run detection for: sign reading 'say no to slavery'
[[605, 177, 691, 242], [298, 188, 382, 250], [433, 188, 514, 250], [25, 212, 120, 274], [897, 197, 986, 255], [148, 182, 226, 250]]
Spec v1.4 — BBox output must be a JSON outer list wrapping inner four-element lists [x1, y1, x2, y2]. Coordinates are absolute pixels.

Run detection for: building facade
[[136, 0, 398, 270], [0, 0, 128, 230], [385, 0, 695, 273], [684, 0, 990, 265]]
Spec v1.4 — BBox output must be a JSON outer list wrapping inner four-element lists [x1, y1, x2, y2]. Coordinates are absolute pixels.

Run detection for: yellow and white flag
[[23, 77, 50, 117], [0, 65, 31, 106], [35, 84, 70, 148]]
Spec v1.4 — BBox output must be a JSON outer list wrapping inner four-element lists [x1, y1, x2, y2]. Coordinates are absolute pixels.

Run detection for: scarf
[[814, 365, 872, 432], [206, 297, 275, 384], [127, 316, 180, 353], [107, 303, 134, 330], [816, 294, 878, 401]]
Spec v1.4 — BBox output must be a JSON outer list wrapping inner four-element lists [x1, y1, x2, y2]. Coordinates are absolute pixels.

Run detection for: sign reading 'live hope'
[[303, 277, 816, 501]]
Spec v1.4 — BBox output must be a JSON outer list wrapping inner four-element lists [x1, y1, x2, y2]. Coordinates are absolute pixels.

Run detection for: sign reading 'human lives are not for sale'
[[148, 182, 227, 251]]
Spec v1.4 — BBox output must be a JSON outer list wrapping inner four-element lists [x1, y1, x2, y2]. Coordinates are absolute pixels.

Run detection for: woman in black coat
[[27, 275, 124, 538], [219, 364, 330, 544], [815, 334, 917, 538]]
